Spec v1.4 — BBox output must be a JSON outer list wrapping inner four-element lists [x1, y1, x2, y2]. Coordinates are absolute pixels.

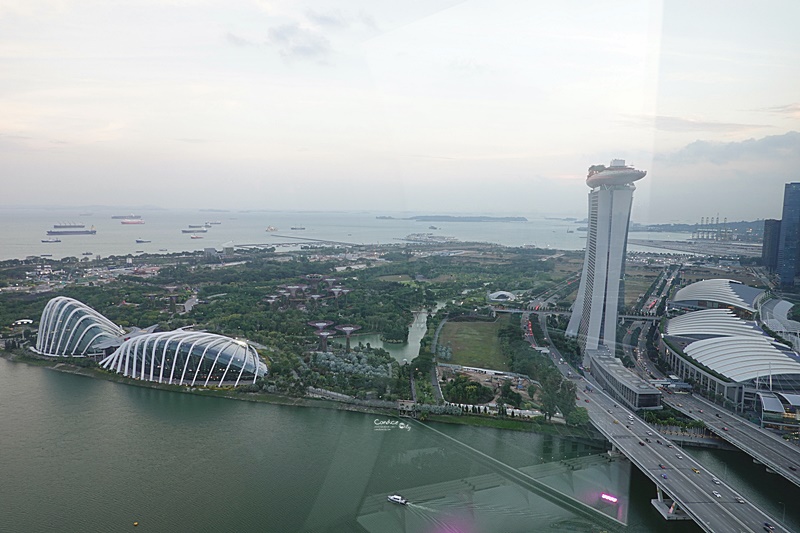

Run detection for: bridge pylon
[[651, 488, 691, 521]]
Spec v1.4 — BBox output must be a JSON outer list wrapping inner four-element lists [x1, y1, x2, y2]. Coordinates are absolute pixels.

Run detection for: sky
[[1, 0, 799, 223]]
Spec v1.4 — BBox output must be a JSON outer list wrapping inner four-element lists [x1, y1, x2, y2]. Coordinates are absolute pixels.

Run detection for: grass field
[[622, 266, 662, 307], [438, 314, 511, 371]]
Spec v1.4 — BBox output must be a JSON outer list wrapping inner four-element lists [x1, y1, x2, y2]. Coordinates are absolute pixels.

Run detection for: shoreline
[[0, 351, 600, 440]]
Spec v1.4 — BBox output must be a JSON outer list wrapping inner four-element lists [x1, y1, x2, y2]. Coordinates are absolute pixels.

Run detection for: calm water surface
[[0, 207, 691, 261], [0, 358, 716, 533]]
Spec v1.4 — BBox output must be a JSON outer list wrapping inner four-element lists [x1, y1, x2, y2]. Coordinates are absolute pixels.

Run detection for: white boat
[[387, 494, 408, 505]]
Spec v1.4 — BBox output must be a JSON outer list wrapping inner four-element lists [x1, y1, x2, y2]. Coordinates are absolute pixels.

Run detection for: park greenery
[[1, 245, 597, 431], [443, 374, 494, 404]]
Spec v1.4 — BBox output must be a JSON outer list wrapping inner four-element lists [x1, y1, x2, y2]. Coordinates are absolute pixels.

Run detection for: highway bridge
[[536, 315, 788, 531], [575, 381, 789, 532], [663, 394, 800, 489]]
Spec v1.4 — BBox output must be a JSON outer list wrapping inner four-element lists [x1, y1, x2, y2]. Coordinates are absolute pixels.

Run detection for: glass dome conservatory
[[35, 296, 125, 357], [100, 331, 268, 387]]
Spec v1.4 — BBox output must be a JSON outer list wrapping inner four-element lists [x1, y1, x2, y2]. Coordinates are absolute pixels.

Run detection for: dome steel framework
[[100, 331, 267, 387], [35, 296, 124, 356]]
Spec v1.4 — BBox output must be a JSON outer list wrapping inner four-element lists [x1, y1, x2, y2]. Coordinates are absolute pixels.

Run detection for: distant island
[[376, 215, 527, 223]]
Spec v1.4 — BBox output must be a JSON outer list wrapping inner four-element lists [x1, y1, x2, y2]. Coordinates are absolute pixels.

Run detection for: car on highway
[[698, 409, 703, 413], [661, 474, 668, 479], [676, 454, 683, 459], [712, 478, 720, 485], [658, 464, 666, 469], [712, 490, 721, 498], [722, 427, 728, 431], [790, 465, 797, 471], [716, 413, 721, 418], [691, 468, 700, 474], [764, 522, 774, 530], [667, 444, 674, 448], [639, 441, 645, 446], [735, 497, 745, 504]]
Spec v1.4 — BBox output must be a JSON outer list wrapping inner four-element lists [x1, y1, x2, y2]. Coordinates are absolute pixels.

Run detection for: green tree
[[566, 407, 589, 426]]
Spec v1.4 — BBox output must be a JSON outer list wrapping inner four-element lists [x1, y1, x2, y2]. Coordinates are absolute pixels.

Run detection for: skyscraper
[[762, 219, 781, 273], [777, 183, 800, 286], [567, 159, 646, 357]]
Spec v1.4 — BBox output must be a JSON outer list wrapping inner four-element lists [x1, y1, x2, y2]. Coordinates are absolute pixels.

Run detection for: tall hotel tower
[[566, 159, 646, 358]]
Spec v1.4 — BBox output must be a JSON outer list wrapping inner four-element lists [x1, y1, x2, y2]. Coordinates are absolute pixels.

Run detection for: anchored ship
[[53, 222, 85, 229], [47, 226, 97, 235]]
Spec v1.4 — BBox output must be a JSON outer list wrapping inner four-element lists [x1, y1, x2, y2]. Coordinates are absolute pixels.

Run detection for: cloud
[[641, 131, 800, 222], [763, 103, 800, 119], [225, 32, 254, 47], [267, 24, 330, 62], [305, 9, 347, 29], [625, 114, 771, 134], [657, 130, 800, 165]]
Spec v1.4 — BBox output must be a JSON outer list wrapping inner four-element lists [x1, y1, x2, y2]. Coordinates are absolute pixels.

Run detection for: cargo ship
[[53, 222, 85, 229], [47, 226, 97, 235], [41, 238, 61, 243], [182, 228, 207, 233], [112, 214, 141, 219], [121, 219, 145, 225], [135, 239, 151, 243]]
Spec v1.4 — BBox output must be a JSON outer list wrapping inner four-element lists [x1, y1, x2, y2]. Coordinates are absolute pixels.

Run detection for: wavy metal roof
[[757, 392, 786, 413], [672, 279, 765, 313], [683, 336, 800, 383], [666, 308, 764, 339]]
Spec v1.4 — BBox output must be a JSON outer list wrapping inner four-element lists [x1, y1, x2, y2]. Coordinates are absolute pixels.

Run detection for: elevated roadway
[[576, 383, 789, 532], [663, 394, 800, 488], [537, 312, 789, 531]]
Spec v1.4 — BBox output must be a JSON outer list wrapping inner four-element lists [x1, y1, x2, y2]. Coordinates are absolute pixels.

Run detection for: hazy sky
[[1, 0, 799, 223]]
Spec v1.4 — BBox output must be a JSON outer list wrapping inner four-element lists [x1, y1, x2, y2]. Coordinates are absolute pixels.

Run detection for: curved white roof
[[100, 330, 267, 387], [667, 309, 763, 339], [672, 279, 765, 313], [35, 296, 124, 356], [488, 291, 516, 301], [761, 298, 800, 334], [683, 336, 800, 383]]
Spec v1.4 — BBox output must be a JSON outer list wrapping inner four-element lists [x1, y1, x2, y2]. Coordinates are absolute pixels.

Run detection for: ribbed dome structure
[[35, 296, 124, 356], [672, 279, 765, 314], [100, 331, 268, 386], [683, 336, 800, 383], [666, 309, 764, 339]]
